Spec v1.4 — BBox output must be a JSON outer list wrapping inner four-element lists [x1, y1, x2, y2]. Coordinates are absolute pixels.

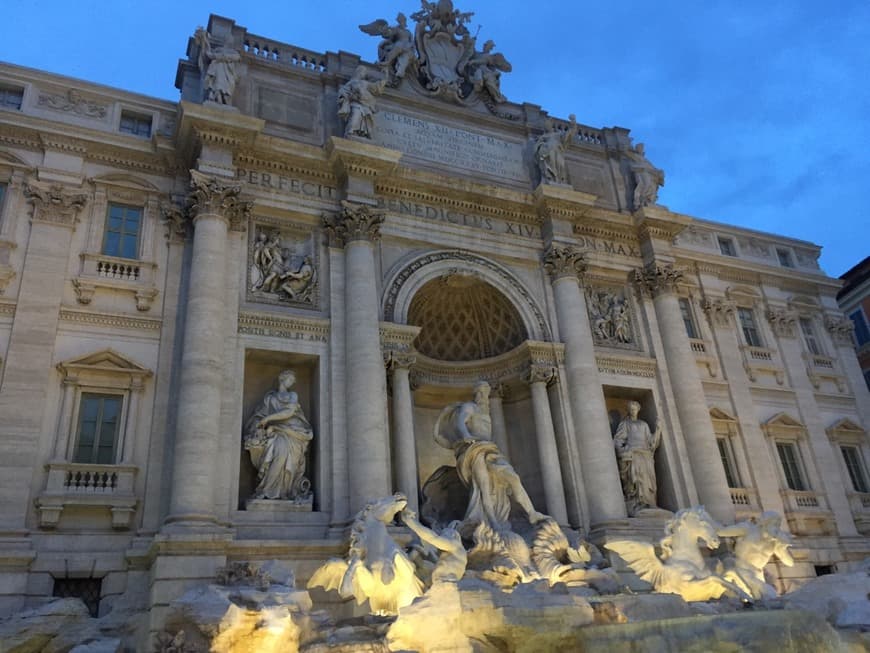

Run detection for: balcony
[[729, 487, 760, 519], [689, 338, 719, 377], [803, 353, 846, 393], [847, 492, 870, 536], [73, 253, 159, 311], [780, 489, 835, 536], [740, 345, 785, 385], [35, 462, 138, 530]]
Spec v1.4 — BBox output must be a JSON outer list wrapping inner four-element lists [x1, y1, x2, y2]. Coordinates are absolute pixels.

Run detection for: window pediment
[[762, 412, 806, 439], [827, 418, 867, 444], [57, 349, 151, 388], [726, 284, 761, 307]]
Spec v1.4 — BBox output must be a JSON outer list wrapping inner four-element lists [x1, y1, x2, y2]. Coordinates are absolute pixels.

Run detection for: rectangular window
[[119, 111, 152, 138], [776, 248, 794, 267], [73, 394, 122, 465], [717, 437, 740, 488], [799, 318, 822, 355], [718, 237, 736, 257], [0, 85, 24, 110], [850, 310, 870, 346], [679, 298, 698, 339], [102, 204, 141, 259], [841, 445, 869, 493], [737, 307, 763, 347], [776, 442, 808, 491]]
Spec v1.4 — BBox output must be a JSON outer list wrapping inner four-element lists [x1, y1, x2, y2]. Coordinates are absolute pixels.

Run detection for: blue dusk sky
[[2, 1, 867, 277]]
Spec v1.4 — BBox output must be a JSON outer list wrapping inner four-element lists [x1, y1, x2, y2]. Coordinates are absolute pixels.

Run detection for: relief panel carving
[[248, 224, 318, 308]]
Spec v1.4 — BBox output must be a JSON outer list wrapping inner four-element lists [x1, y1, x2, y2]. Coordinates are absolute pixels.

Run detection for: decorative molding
[[248, 224, 319, 309], [322, 200, 384, 246], [161, 201, 189, 242], [596, 353, 657, 378], [542, 244, 586, 281], [586, 285, 638, 350], [384, 350, 417, 371], [58, 308, 162, 331], [825, 316, 855, 346], [766, 308, 798, 338], [380, 322, 422, 353], [37, 89, 108, 119], [633, 263, 684, 297], [238, 311, 330, 343], [24, 182, 88, 228], [0, 301, 17, 317]]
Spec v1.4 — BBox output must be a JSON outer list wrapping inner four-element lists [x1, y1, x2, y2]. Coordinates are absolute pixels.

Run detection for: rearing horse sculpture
[[605, 506, 749, 602]]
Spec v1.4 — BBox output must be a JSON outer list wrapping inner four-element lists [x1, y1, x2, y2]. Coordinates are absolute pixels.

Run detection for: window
[[776, 248, 794, 268], [679, 298, 698, 339], [841, 445, 869, 493], [717, 437, 741, 488], [849, 310, 870, 347], [0, 85, 24, 110], [119, 111, 152, 138], [718, 237, 737, 257], [737, 307, 763, 347], [799, 318, 822, 355], [72, 393, 122, 464], [776, 442, 808, 491], [102, 204, 141, 259]]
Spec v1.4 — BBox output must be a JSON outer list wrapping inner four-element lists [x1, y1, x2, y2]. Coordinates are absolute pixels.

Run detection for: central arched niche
[[407, 273, 528, 362]]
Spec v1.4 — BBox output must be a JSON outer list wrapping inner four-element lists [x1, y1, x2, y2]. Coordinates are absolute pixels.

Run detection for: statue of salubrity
[[613, 400, 663, 517], [243, 370, 313, 504]]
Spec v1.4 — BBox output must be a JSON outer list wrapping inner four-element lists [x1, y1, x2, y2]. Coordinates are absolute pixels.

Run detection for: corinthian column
[[324, 202, 391, 513], [523, 365, 569, 525], [635, 263, 734, 523], [542, 245, 626, 524], [167, 171, 250, 527], [385, 351, 418, 511]]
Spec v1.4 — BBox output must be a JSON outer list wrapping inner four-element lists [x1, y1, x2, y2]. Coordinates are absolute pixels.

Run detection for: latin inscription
[[374, 111, 528, 182], [236, 169, 338, 200], [378, 197, 540, 240]]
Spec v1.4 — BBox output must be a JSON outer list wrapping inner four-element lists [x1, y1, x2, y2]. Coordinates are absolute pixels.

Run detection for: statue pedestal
[[245, 497, 313, 514]]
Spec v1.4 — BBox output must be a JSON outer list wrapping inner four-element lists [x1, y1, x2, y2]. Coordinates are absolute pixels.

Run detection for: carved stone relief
[[37, 89, 107, 119], [586, 287, 636, 348], [248, 224, 318, 307], [766, 308, 797, 338]]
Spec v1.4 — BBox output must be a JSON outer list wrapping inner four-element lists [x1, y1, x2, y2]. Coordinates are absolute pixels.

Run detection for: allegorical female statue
[[243, 370, 313, 502], [613, 400, 662, 516]]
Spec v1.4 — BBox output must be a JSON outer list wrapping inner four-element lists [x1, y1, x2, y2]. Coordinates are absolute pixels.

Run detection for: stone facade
[[0, 9, 869, 647]]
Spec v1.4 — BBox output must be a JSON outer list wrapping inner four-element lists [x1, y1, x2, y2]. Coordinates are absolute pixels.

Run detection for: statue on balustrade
[[195, 28, 241, 105], [243, 370, 313, 502], [626, 142, 665, 209], [359, 13, 417, 84], [613, 400, 662, 516], [534, 115, 578, 185], [338, 66, 387, 139], [718, 511, 794, 600]]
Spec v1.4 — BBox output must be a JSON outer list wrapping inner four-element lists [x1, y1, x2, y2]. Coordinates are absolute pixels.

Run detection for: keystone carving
[[542, 244, 586, 281]]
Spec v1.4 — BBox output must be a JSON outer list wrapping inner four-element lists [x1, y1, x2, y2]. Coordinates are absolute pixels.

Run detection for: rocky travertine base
[[3, 566, 870, 652]]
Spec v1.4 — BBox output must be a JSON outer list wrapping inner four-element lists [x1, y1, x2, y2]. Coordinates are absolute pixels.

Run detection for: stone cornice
[[235, 149, 336, 184], [24, 182, 88, 228], [542, 244, 587, 281], [633, 205, 692, 243], [633, 263, 684, 297], [677, 253, 842, 295], [176, 101, 265, 158], [533, 182, 597, 222], [238, 311, 330, 343], [326, 136, 402, 181], [380, 322, 422, 353], [322, 201, 384, 246], [58, 308, 162, 331], [383, 350, 417, 371]]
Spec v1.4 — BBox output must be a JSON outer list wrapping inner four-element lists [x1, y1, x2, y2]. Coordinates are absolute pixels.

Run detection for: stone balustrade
[[690, 338, 719, 377], [242, 34, 327, 72], [780, 489, 835, 535], [35, 462, 138, 530], [75, 253, 159, 310], [739, 344, 785, 385]]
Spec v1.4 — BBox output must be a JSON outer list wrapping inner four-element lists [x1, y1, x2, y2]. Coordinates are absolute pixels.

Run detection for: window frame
[[72, 392, 124, 465], [118, 110, 152, 138], [737, 307, 763, 347], [776, 247, 794, 268], [0, 84, 24, 111], [717, 236, 737, 257], [101, 203, 143, 260], [799, 316, 823, 356], [717, 436, 742, 488], [840, 445, 870, 494], [678, 297, 699, 339], [776, 440, 809, 491]]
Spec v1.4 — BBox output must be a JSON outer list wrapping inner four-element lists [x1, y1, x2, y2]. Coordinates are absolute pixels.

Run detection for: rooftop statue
[[535, 115, 578, 185], [605, 506, 751, 602], [243, 370, 313, 502], [359, 13, 417, 85], [195, 28, 241, 106], [465, 39, 511, 104], [338, 66, 387, 140], [626, 142, 665, 209]]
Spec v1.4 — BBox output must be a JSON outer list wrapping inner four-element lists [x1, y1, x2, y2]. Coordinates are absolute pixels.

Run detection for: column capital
[[322, 200, 385, 247], [187, 170, 250, 231], [701, 297, 737, 328], [24, 182, 87, 228], [384, 349, 417, 371], [633, 262, 684, 297], [542, 244, 586, 281], [766, 308, 798, 338], [825, 315, 855, 346], [523, 364, 558, 386], [161, 200, 190, 242], [489, 382, 511, 401]]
